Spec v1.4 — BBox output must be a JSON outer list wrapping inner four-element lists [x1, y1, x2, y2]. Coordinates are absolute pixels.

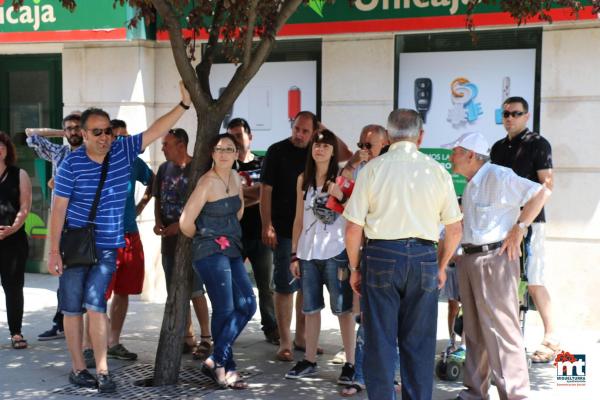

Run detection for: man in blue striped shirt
[[47, 82, 192, 393]]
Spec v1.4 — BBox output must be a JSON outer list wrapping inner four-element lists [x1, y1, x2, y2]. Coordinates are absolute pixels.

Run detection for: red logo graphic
[[554, 351, 577, 375], [215, 236, 230, 250]]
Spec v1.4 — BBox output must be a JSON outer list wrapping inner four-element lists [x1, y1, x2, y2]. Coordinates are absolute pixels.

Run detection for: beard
[[67, 134, 83, 147]]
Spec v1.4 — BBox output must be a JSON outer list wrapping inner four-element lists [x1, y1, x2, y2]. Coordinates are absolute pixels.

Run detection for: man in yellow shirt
[[343, 109, 462, 400]]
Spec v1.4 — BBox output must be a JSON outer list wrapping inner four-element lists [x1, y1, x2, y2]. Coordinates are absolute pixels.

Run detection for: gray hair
[[360, 124, 388, 140], [386, 109, 422, 141]]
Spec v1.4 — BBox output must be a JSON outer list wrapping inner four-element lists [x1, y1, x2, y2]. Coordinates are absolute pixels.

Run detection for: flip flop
[[11, 335, 28, 350], [341, 383, 364, 397], [531, 340, 560, 363], [276, 348, 294, 362], [293, 341, 324, 355], [228, 378, 248, 390], [201, 361, 228, 389], [193, 341, 212, 360]]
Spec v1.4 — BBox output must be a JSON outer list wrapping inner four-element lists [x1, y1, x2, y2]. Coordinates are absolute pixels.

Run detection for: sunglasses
[[357, 142, 372, 150], [213, 147, 237, 154], [502, 111, 526, 119], [89, 127, 113, 137]]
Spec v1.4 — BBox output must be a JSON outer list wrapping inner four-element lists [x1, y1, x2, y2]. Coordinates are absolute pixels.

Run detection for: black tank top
[[0, 166, 24, 234]]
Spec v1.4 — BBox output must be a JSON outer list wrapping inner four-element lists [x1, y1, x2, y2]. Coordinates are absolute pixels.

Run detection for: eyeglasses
[[65, 126, 81, 132], [357, 142, 372, 150], [502, 111, 525, 119], [213, 147, 237, 154], [89, 128, 113, 137]]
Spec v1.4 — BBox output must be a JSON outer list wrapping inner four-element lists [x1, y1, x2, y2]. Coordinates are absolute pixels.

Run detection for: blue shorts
[[272, 236, 300, 294], [59, 249, 117, 315], [162, 254, 205, 297], [300, 250, 353, 315]]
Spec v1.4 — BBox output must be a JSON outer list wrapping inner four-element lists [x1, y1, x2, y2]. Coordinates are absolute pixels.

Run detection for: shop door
[[0, 54, 62, 273]]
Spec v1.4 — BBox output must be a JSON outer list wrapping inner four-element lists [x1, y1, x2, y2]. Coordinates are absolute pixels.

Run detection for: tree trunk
[[153, 111, 222, 385]]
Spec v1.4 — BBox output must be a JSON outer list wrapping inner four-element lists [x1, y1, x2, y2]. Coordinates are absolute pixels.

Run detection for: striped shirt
[[54, 134, 143, 249], [26, 135, 72, 177]]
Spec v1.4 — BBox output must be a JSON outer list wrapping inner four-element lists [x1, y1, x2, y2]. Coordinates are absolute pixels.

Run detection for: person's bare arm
[[500, 185, 552, 261], [537, 169, 553, 191], [136, 173, 154, 216], [153, 182, 164, 236], [141, 81, 191, 151], [25, 128, 64, 137], [259, 183, 277, 248], [345, 221, 364, 296], [289, 175, 305, 279], [437, 221, 462, 289], [242, 184, 261, 207], [47, 195, 68, 275], [236, 173, 245, 220], [180, 177, 209, 238]]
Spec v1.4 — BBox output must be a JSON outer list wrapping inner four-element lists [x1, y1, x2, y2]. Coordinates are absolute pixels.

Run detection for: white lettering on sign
[[355, 0, 471, 15], [0, 3, 56, 31]]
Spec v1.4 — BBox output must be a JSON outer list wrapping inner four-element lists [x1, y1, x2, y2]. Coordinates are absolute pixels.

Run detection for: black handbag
[[60, 153, 110, 268]]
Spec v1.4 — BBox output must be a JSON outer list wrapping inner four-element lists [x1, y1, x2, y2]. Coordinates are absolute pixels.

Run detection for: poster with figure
[[397, 48, 536, 148], [210, 61, 317, 152]]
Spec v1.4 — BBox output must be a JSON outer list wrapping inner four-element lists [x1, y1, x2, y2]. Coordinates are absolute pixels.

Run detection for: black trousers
[[0, 230, 28, 336]]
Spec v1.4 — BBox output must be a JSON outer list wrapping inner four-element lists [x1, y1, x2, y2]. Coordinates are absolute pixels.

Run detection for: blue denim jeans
[[193, 254, 257, 371], [300, 251, 352, 315], [59, 249, 117, 315], [272, 236, 300, 294], [354, 317, 401, 386], [362, 239, 439, 400]]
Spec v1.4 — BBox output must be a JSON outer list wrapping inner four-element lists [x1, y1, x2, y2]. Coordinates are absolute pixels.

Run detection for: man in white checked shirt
[[444, 132, 551, 400]]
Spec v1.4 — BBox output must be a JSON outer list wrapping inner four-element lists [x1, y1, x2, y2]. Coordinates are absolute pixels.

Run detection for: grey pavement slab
[[1, 273, 598, 399]]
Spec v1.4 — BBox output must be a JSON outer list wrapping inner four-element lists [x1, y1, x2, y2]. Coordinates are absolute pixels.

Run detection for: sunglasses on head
[[357, 142, 372, 150], [89, 127, 113, 137], [502, 111, 525, 119]]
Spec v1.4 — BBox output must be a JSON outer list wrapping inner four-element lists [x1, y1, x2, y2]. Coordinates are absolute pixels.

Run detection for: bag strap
[[87, 152, 110, 224]]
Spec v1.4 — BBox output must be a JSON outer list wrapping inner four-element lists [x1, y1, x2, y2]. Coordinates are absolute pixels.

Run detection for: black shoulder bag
[[60, 153, 110, 268]]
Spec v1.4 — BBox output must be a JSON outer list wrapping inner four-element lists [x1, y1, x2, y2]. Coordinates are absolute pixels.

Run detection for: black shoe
[[68, 369, 97, 388], [337, 362, 355, 385], [264, 329, 280, 346], [285, 359, 317, 379], [96, 373, 117, 393], [38, 326, 65, 341]]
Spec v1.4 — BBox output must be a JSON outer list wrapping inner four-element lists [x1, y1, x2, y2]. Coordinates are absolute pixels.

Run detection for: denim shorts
[[272, 236, 300, 294], [162, 254, 205, 297], [300, 250, 353, 315], [59, 249, 117, 315]]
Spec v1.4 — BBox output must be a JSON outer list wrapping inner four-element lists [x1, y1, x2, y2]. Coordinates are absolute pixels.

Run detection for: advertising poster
[[397, 48, 536, 193], [210, 61, 317, 152]]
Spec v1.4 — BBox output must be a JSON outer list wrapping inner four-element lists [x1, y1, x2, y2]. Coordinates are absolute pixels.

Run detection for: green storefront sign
[[420, 148, 466, 195]]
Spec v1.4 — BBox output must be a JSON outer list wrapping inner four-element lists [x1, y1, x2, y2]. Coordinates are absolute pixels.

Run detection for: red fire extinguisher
[[288, 86, 301, 126]]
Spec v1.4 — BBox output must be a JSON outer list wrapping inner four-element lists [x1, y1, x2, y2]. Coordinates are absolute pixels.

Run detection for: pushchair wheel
[[445, 361, 461, 381]]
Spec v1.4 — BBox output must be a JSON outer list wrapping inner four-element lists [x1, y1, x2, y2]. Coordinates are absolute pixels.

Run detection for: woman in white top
[[284, 130, 356, 385]]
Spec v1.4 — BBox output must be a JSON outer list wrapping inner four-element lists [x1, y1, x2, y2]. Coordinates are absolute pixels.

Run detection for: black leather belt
[[369, 237, 437, 247], [462, 241, 503, 255]]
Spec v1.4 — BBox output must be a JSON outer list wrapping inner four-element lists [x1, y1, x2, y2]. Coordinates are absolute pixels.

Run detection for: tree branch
[[242, 0, 259, 67], [195, 1, 226, 102], [151, 0, 208, 109]]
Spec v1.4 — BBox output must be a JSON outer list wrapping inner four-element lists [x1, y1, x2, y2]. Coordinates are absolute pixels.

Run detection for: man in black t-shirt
[[227, 118, 279, 345], [260, 111, 318, 361], [490, 96, 558, 363]]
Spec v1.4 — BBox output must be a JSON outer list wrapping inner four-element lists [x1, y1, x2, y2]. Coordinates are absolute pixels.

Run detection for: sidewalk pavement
[[1, 272, 598, 399]]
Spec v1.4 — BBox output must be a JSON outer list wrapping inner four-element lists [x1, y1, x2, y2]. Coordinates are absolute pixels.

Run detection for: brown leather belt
[[462, 241, 503, 255]]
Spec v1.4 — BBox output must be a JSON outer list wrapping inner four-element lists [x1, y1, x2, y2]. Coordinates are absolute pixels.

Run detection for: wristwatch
[[349, 265, 360, 272], [516, 220, 527, 231]]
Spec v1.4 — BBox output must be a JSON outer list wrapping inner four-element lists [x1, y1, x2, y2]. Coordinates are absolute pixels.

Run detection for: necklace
[[213, 168, 231, 194]]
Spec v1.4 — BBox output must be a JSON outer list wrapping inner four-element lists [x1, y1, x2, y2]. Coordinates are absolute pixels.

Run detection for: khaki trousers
[[457, 249, 530, 400]]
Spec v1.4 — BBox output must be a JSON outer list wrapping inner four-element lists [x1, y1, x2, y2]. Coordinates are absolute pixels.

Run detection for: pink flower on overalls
[[215, 236, 230, 250]]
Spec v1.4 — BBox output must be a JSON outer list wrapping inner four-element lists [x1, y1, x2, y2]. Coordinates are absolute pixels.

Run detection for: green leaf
[[307, 0, 326, 18]]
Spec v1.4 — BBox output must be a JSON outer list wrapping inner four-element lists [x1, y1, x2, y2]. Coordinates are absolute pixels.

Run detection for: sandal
[[276, 348, 294, 362], [201, 361, 228, 389], [341, 383, 364, 397], [193, 336, 213, 360], [293, 341, 324, 355], [226, 373, 249, 390], [531, 340, 560, 363], [11, 334, 28, 350]]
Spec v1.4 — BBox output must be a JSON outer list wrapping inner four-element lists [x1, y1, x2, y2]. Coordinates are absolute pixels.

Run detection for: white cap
[[441, 132, 490, 156]]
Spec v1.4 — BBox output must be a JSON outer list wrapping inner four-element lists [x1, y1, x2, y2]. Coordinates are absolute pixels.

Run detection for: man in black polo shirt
[[490, 96, 558, 363], [227, 118, 279, 345]]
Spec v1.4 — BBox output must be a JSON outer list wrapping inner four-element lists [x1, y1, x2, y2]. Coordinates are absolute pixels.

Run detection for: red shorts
[[105, 232, 145, 299]]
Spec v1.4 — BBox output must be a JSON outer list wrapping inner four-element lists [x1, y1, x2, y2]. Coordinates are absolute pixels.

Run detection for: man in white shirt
[[444, 132, 551, 400]]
